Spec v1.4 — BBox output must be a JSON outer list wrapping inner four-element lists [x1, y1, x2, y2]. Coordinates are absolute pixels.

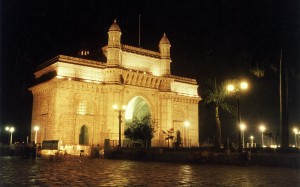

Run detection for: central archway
[[124, 96, 151, 128]]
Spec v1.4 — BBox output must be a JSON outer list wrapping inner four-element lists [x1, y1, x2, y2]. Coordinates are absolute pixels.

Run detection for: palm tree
[[201, 79, 236, 148], [251, 50, 290, 149]]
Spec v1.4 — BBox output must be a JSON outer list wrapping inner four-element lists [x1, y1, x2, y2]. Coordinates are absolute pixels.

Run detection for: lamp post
[[239, 123, 246, 148], [298, 131, 300, 148], [5, 126, 15, 145], [250, 135, 254, 148], [113, 104, 127, 147], [259, 125, 266, 147], [184, 121, 190, 147], [293, 128, 298, 147], [34, 126, 39, 143], [227, 81, 248, 152]]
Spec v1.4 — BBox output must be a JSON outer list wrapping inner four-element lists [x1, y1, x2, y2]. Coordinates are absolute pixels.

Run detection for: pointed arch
[[125, 96, 151, 122]]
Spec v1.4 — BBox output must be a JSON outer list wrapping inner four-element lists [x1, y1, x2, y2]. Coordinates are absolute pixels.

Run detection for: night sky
[[1, 0, 299, 145]]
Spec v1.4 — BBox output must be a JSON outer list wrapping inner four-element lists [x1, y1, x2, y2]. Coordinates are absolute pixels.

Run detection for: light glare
[[239, 123, 246, 131], [240, 82, 248, 90], [227, 84, 235, 92], [112, 104, 119, 110], [293, 128, 298, 134], [34, 126, 40, 131], [259, 125, 266, 132]]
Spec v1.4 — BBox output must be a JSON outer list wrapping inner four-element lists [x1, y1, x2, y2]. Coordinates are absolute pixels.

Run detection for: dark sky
[[0, 0, 299, 144]]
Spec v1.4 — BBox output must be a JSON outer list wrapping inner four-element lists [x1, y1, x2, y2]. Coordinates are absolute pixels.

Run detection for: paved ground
[[0, 156, 299, 186]]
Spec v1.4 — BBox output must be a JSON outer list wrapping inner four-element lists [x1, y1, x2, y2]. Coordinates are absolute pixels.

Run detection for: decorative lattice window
[[77, 101, 87, 115]]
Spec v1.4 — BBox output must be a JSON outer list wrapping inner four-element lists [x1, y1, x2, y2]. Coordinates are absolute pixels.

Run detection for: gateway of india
[[29, 20, 201, 150]]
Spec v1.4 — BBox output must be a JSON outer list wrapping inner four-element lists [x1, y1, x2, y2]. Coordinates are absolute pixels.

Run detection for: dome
[[159, 33, 170, 44], [109, 19, 121, 32]]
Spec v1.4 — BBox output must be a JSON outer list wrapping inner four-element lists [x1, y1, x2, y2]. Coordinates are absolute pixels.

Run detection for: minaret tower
[[107, 19, 122, 66], [159, 33, 172, 75]]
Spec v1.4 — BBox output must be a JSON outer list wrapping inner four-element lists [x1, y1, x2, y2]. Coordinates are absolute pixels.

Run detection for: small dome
[[159, 33, 170, 44], [109, 19, 121, 32]]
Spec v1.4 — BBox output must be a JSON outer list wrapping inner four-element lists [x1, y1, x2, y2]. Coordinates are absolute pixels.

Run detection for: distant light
[[293, 128, 298, 134], [68, 78, 72, 81], [227, 84, 235, 92], [259, 125, 266, 132], [239, 123, 246, 131], [5, 126, 14, 132], [56, 75, 63, 79], [112, 104, 119, 110], [240, 82, 248, 90], [270, 145, 278, 149], [250, 135, 254, 140], [113, 104, 126, 111]]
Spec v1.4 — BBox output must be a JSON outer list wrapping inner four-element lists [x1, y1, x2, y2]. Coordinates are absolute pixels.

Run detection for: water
[[0, 156, 299, 186]]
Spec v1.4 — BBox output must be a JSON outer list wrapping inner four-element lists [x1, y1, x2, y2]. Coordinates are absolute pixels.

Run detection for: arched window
[[79, 125, 89, 145]]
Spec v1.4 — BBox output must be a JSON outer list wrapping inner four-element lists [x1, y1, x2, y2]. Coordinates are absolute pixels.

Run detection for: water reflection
[[0, 156, 299, 186], [178, 165, 193, 185]]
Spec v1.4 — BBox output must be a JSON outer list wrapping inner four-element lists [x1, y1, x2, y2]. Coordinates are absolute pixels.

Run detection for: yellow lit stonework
[[29, 20, 201, 148]]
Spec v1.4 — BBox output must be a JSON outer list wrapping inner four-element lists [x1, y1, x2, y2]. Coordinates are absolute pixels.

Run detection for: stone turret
[[159, 33, 172, 75], [107, 19, 122, 65]]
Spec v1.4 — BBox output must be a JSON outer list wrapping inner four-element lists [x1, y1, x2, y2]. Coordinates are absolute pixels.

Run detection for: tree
[[201, 79, 236, 148], [124, 114, 156, 148]]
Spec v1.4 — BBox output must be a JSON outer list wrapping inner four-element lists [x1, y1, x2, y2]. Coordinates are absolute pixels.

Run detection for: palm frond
[[219, 102, 236, 117]]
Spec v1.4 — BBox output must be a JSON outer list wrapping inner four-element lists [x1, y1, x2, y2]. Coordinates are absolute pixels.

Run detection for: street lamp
[[227, 81, 248, 152], [5, 126, 15, 145], [250, 135, 254, 148], [34, 126, 40, 143], [184, 121, 190, 147], [239, 123, 246, 148], [293, 128, 298, 147], [113, 104, 127, 147], [259, 125, 266, 147]]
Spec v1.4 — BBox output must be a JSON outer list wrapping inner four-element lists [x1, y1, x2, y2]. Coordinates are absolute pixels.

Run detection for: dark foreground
[[0, 156, 299, 186]]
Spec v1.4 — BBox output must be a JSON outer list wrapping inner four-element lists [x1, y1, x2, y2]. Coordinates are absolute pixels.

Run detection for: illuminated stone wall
[[30, 20, 201, 148]]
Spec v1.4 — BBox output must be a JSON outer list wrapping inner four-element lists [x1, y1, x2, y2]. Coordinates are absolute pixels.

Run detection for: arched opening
[[124, 96, 151, 128], [79, 125, 89, 145], [175, 130, 182, 148]]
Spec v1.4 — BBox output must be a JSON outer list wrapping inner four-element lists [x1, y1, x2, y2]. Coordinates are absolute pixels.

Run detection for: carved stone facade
[[29, 20, 201, 147]]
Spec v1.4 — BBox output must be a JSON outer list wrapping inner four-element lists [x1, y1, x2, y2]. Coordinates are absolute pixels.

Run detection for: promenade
[[1, 156, 299, 186]]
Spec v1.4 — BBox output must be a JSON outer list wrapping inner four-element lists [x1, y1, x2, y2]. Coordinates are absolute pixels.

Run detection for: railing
[[106, 139, 192, 149]]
